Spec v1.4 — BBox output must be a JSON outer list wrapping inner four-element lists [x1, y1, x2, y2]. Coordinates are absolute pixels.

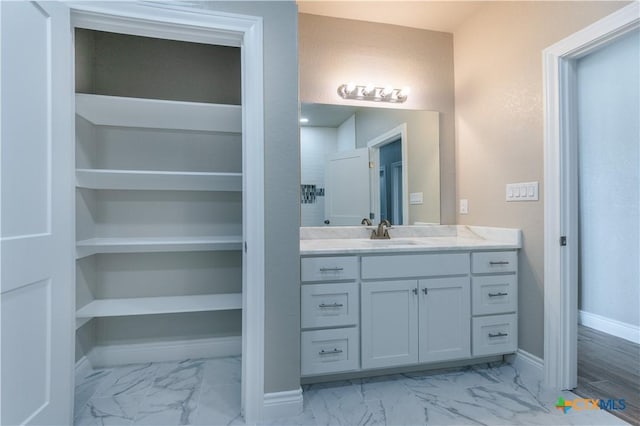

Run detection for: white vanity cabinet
[[300, 235, 520, 380], [300, 256, 360, 376], [471, 251, 518, 356], [360, 253, 471, 369]]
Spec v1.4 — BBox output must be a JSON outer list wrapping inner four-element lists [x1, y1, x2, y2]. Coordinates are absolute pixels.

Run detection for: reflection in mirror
[[300, 103, 440, 227]]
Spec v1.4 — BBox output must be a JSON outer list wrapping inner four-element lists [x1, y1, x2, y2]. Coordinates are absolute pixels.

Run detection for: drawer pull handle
[[319, 348, 343, 355], [320, 267, 344, 272], [319, 303, 344, 308], [488, 292, 508, 297], [488, 332, 509, 338], [489, 261, 510, 265]]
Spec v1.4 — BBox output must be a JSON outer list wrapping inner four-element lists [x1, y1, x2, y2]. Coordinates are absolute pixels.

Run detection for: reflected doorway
[[378, 139, 403, 225]]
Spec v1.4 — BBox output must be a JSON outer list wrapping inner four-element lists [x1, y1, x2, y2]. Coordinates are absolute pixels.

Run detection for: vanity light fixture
[[337, 83, 409, 103]]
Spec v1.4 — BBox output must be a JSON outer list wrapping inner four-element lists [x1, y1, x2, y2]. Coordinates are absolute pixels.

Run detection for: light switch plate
[[506, 181, 539, 201], [409, 192, 423, 205]]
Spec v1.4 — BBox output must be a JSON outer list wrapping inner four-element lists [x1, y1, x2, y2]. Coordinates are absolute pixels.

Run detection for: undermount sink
[[367, 238, 419, 246]]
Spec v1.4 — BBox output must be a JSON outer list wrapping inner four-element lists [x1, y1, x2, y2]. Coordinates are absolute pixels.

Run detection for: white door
[[418, 277, 470, 363], [325, 148, 369, 225], [1, 2, 74, 425], [361, 280, 419, 369]]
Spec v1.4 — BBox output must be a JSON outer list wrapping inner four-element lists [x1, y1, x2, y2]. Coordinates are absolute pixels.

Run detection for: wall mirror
[[300, 103, 440, 226]]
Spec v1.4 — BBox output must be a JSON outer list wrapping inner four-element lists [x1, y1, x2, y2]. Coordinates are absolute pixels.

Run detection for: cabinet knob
[[422, 288, 428, 295], [412, 288, 418, 295]]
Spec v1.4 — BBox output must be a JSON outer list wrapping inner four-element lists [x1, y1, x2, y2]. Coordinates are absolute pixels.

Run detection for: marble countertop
[[300, 225, 521, 255]]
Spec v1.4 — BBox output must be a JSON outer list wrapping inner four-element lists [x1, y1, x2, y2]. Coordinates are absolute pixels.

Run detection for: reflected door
[[325, 148, 369, 225]]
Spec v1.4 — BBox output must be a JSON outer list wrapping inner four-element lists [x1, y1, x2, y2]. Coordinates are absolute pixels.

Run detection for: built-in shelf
[[75, 93, 242, 133], [76, 169, 242, 191], [76, 293, 242, 323], [76, 236, 242, 259], [76, 317, 92, 330]]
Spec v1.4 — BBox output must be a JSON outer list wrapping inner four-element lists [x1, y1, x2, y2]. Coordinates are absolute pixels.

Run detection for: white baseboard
[[262, 387, 303, 420], [511, 349, 544, 377], [87, 336, 241, 368], [579, 310, 640, 344]]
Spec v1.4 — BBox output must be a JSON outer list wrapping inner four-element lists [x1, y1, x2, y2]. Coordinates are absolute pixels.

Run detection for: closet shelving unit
[[75, 93, 243, 337]]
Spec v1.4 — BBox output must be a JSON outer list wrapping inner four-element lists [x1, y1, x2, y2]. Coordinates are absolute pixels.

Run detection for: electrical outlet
[[460, 199, 469, 214]]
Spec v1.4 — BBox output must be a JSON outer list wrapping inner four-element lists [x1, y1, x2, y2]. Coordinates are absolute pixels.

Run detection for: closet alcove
[[73, 28, 244, 367]]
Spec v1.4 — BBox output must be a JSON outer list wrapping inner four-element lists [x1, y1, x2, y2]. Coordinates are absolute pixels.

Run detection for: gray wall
[[75, 29, 241, 104], [299, 14, 456, 224], [577, 30, 639, 327], [193, 1, 300, 395]]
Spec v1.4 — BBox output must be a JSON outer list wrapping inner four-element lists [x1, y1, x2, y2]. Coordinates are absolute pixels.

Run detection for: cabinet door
[[418, 277, 471, 363], [361, 280, 418, 369]]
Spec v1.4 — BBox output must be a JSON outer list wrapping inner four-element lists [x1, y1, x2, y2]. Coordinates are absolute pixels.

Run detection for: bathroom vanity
[[300, 225, 521, 379]]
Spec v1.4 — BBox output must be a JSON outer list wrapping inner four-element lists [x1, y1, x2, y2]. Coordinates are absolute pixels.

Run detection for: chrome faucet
[[371, 219, 391, 239], [361, 218, 372, 226]]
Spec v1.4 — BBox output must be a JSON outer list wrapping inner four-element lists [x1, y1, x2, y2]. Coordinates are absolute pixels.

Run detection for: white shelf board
[[76, 236, 242, 259], [76, 293, 242, 319], [76, 93, 242, 133], [76, 169, 242, 191], [75, 317, 92, 330]]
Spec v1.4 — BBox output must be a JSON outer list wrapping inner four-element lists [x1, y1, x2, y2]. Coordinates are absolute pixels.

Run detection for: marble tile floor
[[75, 357, 629, 426]]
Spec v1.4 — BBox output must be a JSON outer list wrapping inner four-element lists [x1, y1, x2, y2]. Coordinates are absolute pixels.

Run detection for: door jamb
[[367, 123, 408, 225], [66, 2, 266, 421], [542, 2, 639, 390]]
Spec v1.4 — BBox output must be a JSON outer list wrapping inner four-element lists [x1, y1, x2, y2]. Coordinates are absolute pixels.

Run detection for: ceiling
[[296, 1, 487, 33], [300, 103, 359, 127]]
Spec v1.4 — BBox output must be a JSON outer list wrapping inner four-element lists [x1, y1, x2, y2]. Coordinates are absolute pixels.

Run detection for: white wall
[[300, 127, 338, 226], [577, 29, 639, 329]]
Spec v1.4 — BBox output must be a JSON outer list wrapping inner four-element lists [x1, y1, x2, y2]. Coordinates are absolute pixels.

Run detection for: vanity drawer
[[301, 328, 359, 376], [471, 251, 517, 274], [472, 313, 517, 357], [301, 283, 358, 329], [472, 275, 517, 316], [361, 253, 469, 280], [301, 256, 358, 282]]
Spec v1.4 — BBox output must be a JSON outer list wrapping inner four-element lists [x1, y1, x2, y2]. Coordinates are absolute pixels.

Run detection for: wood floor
[[574, 325, 640, 425]]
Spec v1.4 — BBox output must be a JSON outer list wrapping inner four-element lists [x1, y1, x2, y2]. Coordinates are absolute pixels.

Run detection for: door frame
[[367, 123, 408, 225], [66, 2, 266, 421], [542, 2, 639, 390]]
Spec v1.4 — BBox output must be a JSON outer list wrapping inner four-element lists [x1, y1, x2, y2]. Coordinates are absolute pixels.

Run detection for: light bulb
[[345, 82, 356, 94], [381, 85, 394, 97], [300, 117, 309, 124], [363, 84, 375, 96]]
